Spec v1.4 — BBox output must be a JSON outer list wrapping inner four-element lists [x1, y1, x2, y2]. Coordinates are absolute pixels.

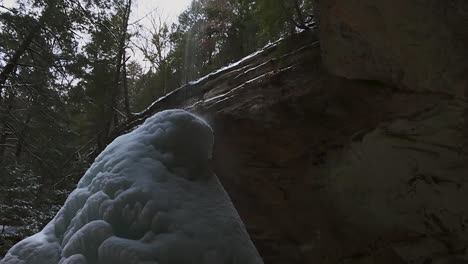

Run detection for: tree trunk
[[100, 0, 132, 150], [0, 130, 8, 164], [123, 49, 131, 117], [15, 110, 33, 159]]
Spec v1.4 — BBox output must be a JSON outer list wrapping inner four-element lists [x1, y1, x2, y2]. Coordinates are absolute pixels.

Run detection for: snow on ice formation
[[0, 109, 263, 264]]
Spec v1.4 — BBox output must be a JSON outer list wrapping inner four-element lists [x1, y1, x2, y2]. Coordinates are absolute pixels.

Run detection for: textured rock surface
[[315, 0, 468, 97], [116, 29, 467, 263]]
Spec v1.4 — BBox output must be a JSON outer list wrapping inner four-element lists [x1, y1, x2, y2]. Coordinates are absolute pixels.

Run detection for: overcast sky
[[131, 0, 191, 25], [2, 0, 191, 24], [130, 0, 193, 69]]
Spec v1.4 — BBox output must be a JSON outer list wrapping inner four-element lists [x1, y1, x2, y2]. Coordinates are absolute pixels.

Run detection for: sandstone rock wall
[[120, 12, 468, 262], [315, 0, 468, 97]]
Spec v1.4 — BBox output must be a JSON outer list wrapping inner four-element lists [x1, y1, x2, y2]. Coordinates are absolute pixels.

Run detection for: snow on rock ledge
[[0, 109, 263, 264]]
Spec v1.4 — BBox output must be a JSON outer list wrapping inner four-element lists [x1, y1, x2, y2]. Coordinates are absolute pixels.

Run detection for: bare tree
[[134, 13, 172, 69]]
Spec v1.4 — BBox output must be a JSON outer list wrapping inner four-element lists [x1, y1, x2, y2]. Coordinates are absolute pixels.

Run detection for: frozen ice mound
[[0, 109, 263, 264]]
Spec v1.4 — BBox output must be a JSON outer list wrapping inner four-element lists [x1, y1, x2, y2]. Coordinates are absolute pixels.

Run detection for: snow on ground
[[0, 110, 263, 264], [0, 226, 21, 236], [136, 38, 283, 116], [188, 38, 283, 86]]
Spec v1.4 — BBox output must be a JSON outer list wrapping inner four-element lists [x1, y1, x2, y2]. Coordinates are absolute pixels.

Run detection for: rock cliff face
[[119, 3, 468, 263], [315, 0, 468, 97]]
